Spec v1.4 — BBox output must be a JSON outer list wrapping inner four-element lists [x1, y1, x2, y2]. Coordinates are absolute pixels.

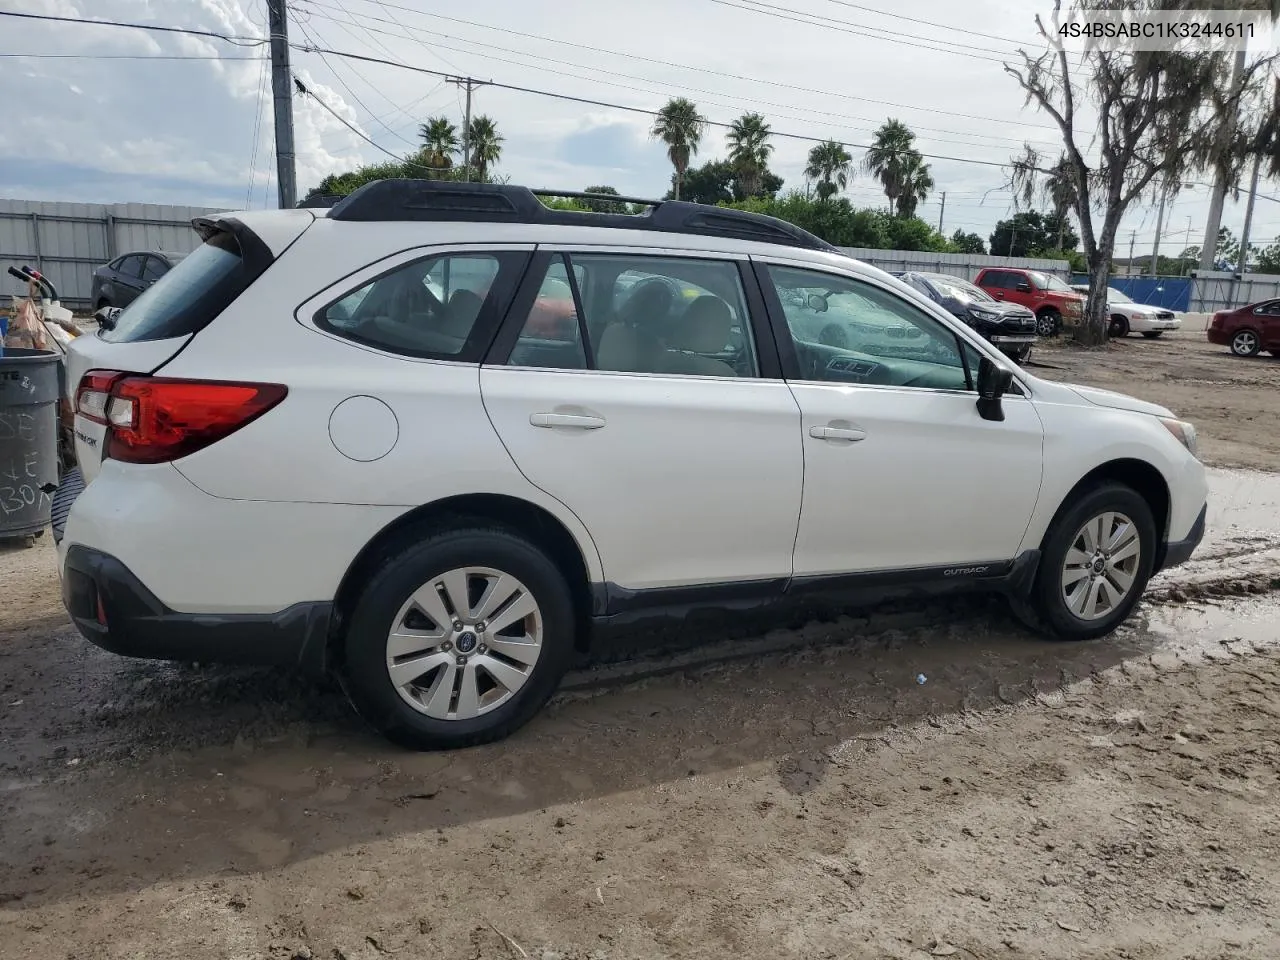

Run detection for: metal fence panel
[[1, 197, 220, 308], [1189, 271, 1280, 313], [1068, 274, 1193, 311], [836, 248, 1070, 281]]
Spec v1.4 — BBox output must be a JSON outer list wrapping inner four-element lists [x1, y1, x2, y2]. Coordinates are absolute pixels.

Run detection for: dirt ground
[[3, 326, 1280, 959]]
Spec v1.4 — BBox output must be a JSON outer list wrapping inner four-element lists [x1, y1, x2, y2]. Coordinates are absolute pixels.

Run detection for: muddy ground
[[3, 327, 1280, 959]]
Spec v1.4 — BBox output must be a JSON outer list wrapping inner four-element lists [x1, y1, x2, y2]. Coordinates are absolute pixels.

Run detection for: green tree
[[725, 112, 774, 199], [950, 230, 986, 254], [1256, 242, 1280, 274], [465, 115, 503, 181], [651, 97, 706, 201], [581, 185, 629, 213], [864, 119, 916, 212], [989, 211, 1079, 258], [804, 140, 853, 201], [1180, 227, 1258, 270], [725, 192, 949, 251], [664, 159, 783, 204], [894, 150, 934, 218], [418, 116, 458, 173]]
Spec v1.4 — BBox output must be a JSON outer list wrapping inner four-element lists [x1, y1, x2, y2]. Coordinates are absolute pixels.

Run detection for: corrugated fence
[[1, 198, 220, 308]]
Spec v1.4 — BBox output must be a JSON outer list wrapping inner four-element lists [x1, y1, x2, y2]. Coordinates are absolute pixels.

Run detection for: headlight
[[1160, 418, 1198, 459], [968, 307, 999, 321]]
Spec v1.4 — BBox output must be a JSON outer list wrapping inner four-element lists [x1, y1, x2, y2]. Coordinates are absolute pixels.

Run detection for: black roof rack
[[324, 180, 837, 253]]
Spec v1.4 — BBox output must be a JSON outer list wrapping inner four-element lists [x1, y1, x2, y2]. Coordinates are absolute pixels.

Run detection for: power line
[[0, 52, 266, 60], [245, 1, 271, 208], [309, 0, 1064, 134], [297, 4, 1062, 157], [706, 0, 1011, 64], [0, 9, 267, 46], [810, 0, 1029, 48]]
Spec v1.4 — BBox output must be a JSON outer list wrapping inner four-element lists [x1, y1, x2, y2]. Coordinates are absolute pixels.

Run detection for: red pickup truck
[[974, 267, 1085, 338]]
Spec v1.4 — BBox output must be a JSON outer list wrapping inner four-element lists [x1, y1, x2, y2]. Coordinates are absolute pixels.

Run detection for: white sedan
[[1071, 284, 1182, 338]]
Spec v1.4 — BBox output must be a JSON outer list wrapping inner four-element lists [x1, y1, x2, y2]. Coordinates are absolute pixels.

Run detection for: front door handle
[[530, 412, 606, 430], [809, 424, 866, 442]]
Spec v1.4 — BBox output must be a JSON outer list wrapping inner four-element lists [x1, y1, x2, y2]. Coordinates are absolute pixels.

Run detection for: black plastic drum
[[0, 347, 60, 540]]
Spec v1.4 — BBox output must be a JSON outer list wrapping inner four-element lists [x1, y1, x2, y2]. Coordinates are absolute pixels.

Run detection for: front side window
[[117, 255, 144, 279], [141, 256, 167, 282], [507, 254, 757, 378], [768, 265, 971, 392], [318, 252, 515, 359]]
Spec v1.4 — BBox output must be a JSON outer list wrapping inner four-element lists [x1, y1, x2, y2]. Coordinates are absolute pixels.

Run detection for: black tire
[[1009, 345, 1031, 365], [1141, 331, 1162, 339], [339, 525, 576, 750], [1018, 483, 1157, 642], [819, 323, 849, 348], [1108, 314, 1130, 338], [1231, 328, 1262, 357], [1036, 308, 1061, 338]]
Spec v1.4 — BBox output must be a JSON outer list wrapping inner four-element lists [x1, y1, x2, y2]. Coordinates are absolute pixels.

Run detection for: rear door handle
[[530, 412, 606, 430], [809, 425, 866, 442]]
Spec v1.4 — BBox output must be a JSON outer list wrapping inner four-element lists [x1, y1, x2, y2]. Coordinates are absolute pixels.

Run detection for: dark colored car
[[90, 251, 187, 310], [900, 271, 1038, 363], [1207, 299, 1280, 357]]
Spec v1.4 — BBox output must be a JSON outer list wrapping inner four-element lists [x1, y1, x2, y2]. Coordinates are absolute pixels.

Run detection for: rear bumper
[[1206, 328, 1230, 346], [62, 544, 332, 675], [1159, 502, 1206, 571]]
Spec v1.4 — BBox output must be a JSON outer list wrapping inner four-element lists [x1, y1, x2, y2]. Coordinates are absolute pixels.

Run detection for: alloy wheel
[[385, 566, 543, 720], [1060, 511, 1142, 622], [1232, 330, 1259, 356], [1036, 314, 1057, 337]]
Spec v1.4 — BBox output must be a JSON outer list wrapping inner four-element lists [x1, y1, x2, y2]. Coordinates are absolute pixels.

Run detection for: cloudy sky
[[3, 0, 1279, 258]]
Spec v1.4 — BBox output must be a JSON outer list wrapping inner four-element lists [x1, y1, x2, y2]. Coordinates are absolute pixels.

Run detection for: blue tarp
[[1069, 274, 1192, 311]]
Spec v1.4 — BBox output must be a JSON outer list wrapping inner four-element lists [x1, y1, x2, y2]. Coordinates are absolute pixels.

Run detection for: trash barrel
[[0, 347, 61, 541]]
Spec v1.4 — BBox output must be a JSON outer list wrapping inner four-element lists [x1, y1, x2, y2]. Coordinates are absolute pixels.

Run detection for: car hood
[[968, 300, 1033, 316], [1067, 384, 1173, 418], [1116, 302, 1161, 315]]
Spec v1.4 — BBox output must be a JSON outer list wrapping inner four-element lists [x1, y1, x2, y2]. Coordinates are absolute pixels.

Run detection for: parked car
[[1069, 284, 1181, 338], [1206, 299, 1280, 357], [90, 251, 187, 310], [975, 267, 1085, 338], [899, 271, 1037, 363], [54, 180, 1208, 750]]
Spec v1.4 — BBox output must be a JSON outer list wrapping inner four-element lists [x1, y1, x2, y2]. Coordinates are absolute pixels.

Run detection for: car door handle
[[530, 412, 606, 429], [809, 425, 866, 442]]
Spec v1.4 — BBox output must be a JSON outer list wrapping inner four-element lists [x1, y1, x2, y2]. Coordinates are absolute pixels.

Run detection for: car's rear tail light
[[75, 369, 286, 464]]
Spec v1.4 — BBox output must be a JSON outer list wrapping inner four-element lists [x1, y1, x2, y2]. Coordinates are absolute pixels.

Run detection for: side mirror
[[806, 293, 829, 313], [1015, 281, 1032, 292], [976, 356, 1014, 422]]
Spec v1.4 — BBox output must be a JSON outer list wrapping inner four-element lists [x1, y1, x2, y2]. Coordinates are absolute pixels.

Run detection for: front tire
[[1109, 314, 1130, 338], [340, 525, 576, 750], [1021, 483, 1156, 641], [1036, 308, 1061, 338], [1231, 328, 1261, 357]]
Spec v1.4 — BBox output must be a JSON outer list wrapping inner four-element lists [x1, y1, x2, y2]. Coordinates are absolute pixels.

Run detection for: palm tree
[[650, 98, 706, 201], [804, 140, 853, 201], [466, 115, 504, 182], [864, 118, 916, 213], [894, 150, 934, 218], [418, 116, 458, 173], [726, 112, 773, 199]]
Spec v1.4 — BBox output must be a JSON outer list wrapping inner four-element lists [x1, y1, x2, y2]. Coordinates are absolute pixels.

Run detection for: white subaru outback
[[54, 181, 1208, 750]]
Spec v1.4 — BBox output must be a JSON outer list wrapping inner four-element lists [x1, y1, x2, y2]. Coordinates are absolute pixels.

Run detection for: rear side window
[[102, 231, 257, 343], [316, 251, 526, 361]]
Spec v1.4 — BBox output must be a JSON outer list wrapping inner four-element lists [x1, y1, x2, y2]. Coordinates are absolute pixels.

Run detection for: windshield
[[926, 275, 994, 304], [1106, 287, 1133, 303], [1028, 270, 1074, 293]]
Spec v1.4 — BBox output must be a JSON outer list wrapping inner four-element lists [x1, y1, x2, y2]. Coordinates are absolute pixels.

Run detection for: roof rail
[[324, 180, 837, 253]]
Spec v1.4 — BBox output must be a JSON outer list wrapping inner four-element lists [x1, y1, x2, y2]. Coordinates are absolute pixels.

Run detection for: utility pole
[[1238, 153, 1262, 274], [448, 77, 488, 182], [267, 0, 296, 209], [1128, 231, 1136, 275], [1183, 216, 1194, 275], [1199, 46, 1247, 272], [1150, 186, 1168, 277], [937, 191, 946, 233]]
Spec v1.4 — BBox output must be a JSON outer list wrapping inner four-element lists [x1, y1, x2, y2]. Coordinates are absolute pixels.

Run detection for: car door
[[754, 257, 1044, 579], [1254, 300, 1280, 349], [480, 248, 803, 599], [111, 255, 146, 305]]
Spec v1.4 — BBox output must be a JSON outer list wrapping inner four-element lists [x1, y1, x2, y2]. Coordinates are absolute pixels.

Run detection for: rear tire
[[1020, 483, 1156, 642], [340, 525, 576, 750], [1141, 331, 1163, 339], [1109, 314, 1130, 338], [1231, 329, 1262, 357]]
